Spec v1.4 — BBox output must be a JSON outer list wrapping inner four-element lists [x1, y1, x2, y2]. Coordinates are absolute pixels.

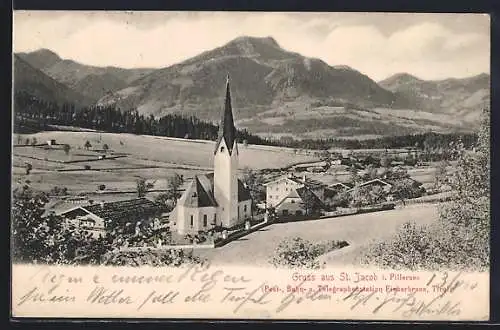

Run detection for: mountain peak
[[31, 48, 61, 58], [17, 48, 62, 70], [383, 72, 422, 83], [231, 35, 280, 48]]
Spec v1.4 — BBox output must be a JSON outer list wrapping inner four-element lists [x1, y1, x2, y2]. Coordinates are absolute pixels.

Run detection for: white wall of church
[[176, 205, 217, 235], [214, 139, 239, 228]]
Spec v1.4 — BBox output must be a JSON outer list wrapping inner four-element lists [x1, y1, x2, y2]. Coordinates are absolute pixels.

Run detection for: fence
[[214, 220, 269, 248], [119, 243, 215, 252]]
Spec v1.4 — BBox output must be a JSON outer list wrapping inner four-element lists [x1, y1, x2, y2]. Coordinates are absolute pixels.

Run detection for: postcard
[[11, 11, 490, 321]]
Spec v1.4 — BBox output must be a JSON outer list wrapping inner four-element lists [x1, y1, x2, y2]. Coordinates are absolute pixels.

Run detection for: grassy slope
[[12, 131, 319, 194]]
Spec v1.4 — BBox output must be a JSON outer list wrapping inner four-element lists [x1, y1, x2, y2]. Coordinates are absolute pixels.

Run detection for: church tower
[[213, 75, 239, 228]]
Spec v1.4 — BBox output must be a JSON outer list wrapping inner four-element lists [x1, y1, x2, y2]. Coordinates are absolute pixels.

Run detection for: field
[[236, 101, 474, 140], [195, 204, 439, 266], [12, 130, 319, 195]]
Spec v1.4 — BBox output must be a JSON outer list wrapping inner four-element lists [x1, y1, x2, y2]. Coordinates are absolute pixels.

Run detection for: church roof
[[214, 75, 237, 155], [177, 175, 218, 208], [177, 173, 252, 208]]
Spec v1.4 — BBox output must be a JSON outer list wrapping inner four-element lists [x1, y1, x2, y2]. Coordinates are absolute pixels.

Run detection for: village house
[[264, 173, 327, 218], [169, 76, 253, 235], [58, 198, 164, 238], [328, 182, 353, 192], [351, 178, 394, 193]]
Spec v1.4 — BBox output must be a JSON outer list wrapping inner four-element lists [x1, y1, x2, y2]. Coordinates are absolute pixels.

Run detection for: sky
[[13, 11, 490, 81]]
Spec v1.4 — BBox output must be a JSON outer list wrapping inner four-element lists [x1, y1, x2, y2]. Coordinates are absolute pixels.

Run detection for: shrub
[[270, 237, 349, 269], [63, 144, 71, 155], [101, 249, 202, 267], [50, 186, 68, 196], [98, 184, 106, 191]]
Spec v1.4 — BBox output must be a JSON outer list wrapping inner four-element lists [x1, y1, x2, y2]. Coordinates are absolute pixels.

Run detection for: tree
[[350, 186, 372, 208], [242, 167, 265, 206], [331, 191, 351, 208], [390, 178, 423, 205], [31, 137, 38, 146], [11, 186, 98, 264], [154, 193, 175, 212], [167, 173, 184, 203], [103, 144, 109, 153], [380, 154, 391, 168], [63, 144, 71, 155], [348, 165, 360, 185], [434, 160, 449, 191], [25, 163, 32, 175], [136, 178, 155, 198], [362, 164, 378, 181], [84, 140, 92, 150], [25, 138, 30, 145], [98, 184, 106, 191]]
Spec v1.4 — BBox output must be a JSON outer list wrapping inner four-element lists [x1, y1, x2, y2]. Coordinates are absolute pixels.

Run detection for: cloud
[[317, 22, 489, 80], [13, 11, 489, 80]]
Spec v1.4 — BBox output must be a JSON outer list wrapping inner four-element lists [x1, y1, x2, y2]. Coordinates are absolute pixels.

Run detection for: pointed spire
[[214, 74, 237, 155]]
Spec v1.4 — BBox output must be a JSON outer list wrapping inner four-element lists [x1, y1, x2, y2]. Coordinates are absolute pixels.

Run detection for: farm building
[[264, 173, 328, 219], [169, 76, 253, 235], [58, 198, 165, 238], [328, 182, 353, 191], [347, 178, 393, 193]]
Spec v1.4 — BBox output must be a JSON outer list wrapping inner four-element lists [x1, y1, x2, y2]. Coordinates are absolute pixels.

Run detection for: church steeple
[[214, 74, 237, 155]]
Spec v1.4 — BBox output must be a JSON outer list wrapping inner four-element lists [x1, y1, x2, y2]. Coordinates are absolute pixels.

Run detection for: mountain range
[[14, 36, 490, 139]]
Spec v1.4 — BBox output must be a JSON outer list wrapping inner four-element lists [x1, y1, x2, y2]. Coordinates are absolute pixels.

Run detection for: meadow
[[12, 130, 319, 195]]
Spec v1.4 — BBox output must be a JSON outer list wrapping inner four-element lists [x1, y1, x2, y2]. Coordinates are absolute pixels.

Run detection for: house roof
[[296, 187, 327, 210], [358, 178, 392, 187], [329, 182, 353, 189], [264, 174, 326, 189], [275, 186, 326, 210], [177, 173, 251, 207], [85, 198, 162, 224], [60, 198, 163, 225]]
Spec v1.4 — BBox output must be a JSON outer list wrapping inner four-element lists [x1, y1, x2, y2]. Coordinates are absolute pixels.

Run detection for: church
[[171, 76, 253, 235]]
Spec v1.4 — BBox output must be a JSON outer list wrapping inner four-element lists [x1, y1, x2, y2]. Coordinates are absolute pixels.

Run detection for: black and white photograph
[[11, 11, 491, 320]]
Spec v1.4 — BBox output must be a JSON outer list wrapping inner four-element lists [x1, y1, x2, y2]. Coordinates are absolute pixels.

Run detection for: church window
[[244, 204, 247, 212], [220, 146, 225, 152], [203, 214, 207, 227], [190, 215, 193, 227]]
